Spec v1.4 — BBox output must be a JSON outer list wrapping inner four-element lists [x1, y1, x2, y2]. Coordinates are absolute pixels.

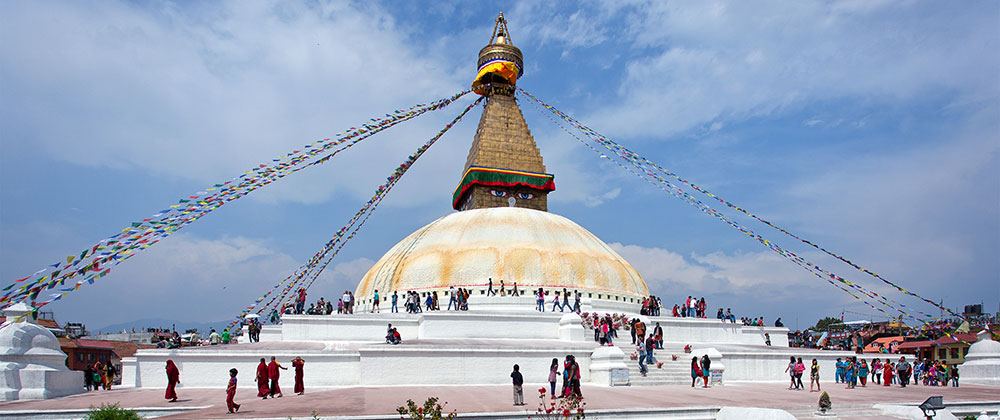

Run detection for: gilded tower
[[452, 13, 555, 212]]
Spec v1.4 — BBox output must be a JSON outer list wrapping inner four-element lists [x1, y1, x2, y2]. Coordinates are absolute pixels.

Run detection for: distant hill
[[93, 318, 233, 335]]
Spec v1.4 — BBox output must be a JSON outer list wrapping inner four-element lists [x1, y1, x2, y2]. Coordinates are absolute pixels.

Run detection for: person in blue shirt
[[835, 358, 845, 384]]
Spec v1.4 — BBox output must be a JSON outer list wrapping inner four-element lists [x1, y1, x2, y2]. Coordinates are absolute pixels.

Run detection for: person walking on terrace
[[268, 356, 287, 398], [164, 360, 179, 402], [226, 368, 241, 414]]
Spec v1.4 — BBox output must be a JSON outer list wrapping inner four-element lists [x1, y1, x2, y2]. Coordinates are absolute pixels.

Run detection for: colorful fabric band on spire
[[452, 165, 555, 209]]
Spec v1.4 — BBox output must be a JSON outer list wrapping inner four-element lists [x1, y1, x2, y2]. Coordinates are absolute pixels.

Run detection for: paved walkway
[[1, 382, 997, 419]]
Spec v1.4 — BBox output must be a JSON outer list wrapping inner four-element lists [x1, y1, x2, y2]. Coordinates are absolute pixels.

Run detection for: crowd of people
[[486, 278, 521, 297], [832, 356, 960, 389], [270, 285, 775, 335], [83, 361, 116, 391], [533, 288, 582, 313], [671, 296, 708, 318], [779, 355, 962, 394], [639, 296, 661, 316], [161, 355, 309, 414]]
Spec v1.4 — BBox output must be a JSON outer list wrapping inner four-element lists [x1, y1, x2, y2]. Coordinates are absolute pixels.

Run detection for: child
[[226, 368, 240, 414], [809, 359, 821, 392], [548, 358, 560, 397], [510, 364, 524, 406]]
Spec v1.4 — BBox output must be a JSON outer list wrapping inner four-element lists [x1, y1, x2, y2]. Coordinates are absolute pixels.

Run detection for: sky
[[1, 1, 997, 333]]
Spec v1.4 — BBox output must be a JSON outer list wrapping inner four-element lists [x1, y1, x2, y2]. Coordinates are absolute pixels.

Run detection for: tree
[[813, 317, 845, 331]]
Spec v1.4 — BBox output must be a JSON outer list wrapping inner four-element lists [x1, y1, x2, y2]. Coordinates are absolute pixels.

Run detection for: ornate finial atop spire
[[491, 11, 511, 45], [473, 12, 524, 96]]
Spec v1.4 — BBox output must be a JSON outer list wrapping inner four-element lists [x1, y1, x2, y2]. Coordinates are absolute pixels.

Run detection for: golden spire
[[455, 13, 554, 212], [472, 12, 524, 96]]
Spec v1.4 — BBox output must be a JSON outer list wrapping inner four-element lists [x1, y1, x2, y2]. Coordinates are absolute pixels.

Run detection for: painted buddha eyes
[[490, 189, 534, 199]]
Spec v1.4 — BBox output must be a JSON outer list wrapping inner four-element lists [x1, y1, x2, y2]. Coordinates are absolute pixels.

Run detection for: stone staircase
[[623, 348, 694, 386]]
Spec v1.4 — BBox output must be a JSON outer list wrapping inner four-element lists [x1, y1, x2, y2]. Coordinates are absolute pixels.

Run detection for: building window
[[938, 349, 946, 359], [100, 354, 107, 361], [89, 353, 94, 361], [77, 353, 84, 362], [950, 348, 959, 359]]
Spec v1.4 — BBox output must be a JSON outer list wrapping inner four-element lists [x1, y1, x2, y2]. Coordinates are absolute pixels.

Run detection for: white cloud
[[778, 110, 999, 294], [609, 242, 830, 300], [576, 1, 999, 138], [310, 257, 375, 299], [0, 0, 469, 207], [90, 234, 298, 321]]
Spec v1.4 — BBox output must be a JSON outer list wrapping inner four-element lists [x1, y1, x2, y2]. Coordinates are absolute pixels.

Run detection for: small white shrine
[[0, 303, 81, 401]]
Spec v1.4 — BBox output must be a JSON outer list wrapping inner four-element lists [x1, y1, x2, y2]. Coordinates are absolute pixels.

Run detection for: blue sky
[[2, 1, 997, 332]]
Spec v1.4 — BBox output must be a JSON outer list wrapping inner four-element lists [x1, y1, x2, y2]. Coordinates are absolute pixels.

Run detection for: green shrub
[[85, 403, 144, 420], [396, 396, 457, 420]]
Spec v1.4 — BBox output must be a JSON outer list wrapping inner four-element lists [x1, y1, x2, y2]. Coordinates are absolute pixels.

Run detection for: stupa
[[958, 329, 1000, 385], [0, 303, 82, 401], [356, 13, 648, 306], [121, 13, 851, 393]]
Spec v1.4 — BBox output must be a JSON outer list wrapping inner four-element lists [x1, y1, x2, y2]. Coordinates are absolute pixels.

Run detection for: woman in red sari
[[164, 360, 179, 402], [292, 356, 305, 395], [882, 361, 893, 386], [268, 356, 287, 398]]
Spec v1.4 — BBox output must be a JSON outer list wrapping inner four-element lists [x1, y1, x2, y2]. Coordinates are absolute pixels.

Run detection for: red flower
[[563, 408, 571, 416], [538, 387, 547, 394], [417, 407, 423, 413]]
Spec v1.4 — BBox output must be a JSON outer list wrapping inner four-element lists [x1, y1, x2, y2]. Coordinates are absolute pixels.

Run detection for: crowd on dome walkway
[[782, 355, 962, 394]]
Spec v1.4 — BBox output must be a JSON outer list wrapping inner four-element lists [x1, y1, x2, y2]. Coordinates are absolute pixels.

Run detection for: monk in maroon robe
[[256, 358, 270, 399], [292, 356, 305, 395], [164, 360, 179, 402], [268, 356, 286, 398]]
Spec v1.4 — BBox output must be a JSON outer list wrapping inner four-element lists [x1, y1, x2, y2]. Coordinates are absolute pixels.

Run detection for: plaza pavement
[[1, 382, 997, 419]]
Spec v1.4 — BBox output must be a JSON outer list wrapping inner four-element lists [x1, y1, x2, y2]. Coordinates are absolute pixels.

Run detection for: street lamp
[[918, 396, 944, 419]]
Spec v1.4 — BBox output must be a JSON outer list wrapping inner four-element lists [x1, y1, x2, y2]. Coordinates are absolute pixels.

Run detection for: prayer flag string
[[0, 90, 473, 317], [518, 88, 961, 323], [227, 96, 485, 331], [520, 88, 973, 345]]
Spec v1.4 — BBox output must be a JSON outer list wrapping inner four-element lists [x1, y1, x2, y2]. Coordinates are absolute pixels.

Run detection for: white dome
[[966, 330, 1000, 358], [356, 207, 648, 299], [1, 303, 83, 401], [0, 303, 66, 362]]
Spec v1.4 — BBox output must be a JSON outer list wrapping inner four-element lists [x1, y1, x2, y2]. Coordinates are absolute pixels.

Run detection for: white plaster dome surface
[[357, 207, 648, 298], [959, 329, 1000, 386], [966, 331, 1000, 357], [0, 303, 82, 401], [0, 304, 64, 361]]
